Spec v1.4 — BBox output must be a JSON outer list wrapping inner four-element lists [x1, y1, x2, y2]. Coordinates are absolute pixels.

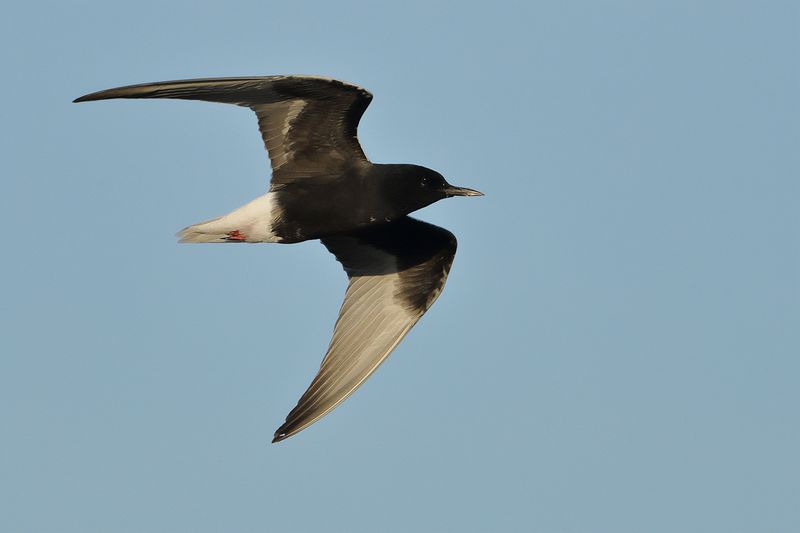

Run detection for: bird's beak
[[443, 185, 484, 197]]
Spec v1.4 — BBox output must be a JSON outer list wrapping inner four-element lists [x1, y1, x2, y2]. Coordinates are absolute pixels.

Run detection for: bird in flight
[[74, 76, 482, 442]]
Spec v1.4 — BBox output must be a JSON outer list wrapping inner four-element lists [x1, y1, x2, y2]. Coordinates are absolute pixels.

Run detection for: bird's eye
[[421, 177, 430, 186]]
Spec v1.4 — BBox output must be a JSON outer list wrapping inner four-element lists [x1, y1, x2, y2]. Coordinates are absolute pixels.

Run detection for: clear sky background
[[1, 1, 797, 532]]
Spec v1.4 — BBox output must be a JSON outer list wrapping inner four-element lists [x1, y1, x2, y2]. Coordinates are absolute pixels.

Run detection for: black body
[[272, 163, 452, 242]]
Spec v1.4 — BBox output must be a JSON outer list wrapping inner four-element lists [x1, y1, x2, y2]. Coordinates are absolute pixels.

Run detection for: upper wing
[[74, 76, 373, 185], [273, 217, 458, 442]]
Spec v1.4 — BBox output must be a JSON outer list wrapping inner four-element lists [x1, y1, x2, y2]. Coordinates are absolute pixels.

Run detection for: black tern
[[74, 76, 483, 442]]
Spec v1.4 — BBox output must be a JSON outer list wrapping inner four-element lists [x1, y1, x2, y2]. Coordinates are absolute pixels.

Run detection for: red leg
[[226, 230, 247, 242]]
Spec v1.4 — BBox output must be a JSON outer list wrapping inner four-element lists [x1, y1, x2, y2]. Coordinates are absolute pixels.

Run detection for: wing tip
[[73, 90, 113, 103], [272, 427, 291, 444], [73, 88, 130, 103], [272, 414, 316, 443]]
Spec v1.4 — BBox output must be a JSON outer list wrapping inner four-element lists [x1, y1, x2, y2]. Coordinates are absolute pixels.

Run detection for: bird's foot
[[225, 230, 247, 242]]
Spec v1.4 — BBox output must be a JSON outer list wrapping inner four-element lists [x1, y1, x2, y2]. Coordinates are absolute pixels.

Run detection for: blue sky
[[2, 1, 798, 532]]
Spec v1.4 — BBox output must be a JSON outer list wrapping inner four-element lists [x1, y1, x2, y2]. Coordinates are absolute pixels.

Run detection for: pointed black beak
[[442, 185, 484, 197]]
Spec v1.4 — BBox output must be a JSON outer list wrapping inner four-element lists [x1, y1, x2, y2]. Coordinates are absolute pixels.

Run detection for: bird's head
[[418, 166, 484, 199], [381, 164, 483, 215]]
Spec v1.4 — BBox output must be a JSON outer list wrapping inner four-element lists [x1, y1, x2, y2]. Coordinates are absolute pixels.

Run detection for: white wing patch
[[254, 100, 307, 171]]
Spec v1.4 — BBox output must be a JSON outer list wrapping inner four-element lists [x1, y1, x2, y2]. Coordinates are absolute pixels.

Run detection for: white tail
[[176, 193, 282, 244], [177, 217, 229, 243]]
